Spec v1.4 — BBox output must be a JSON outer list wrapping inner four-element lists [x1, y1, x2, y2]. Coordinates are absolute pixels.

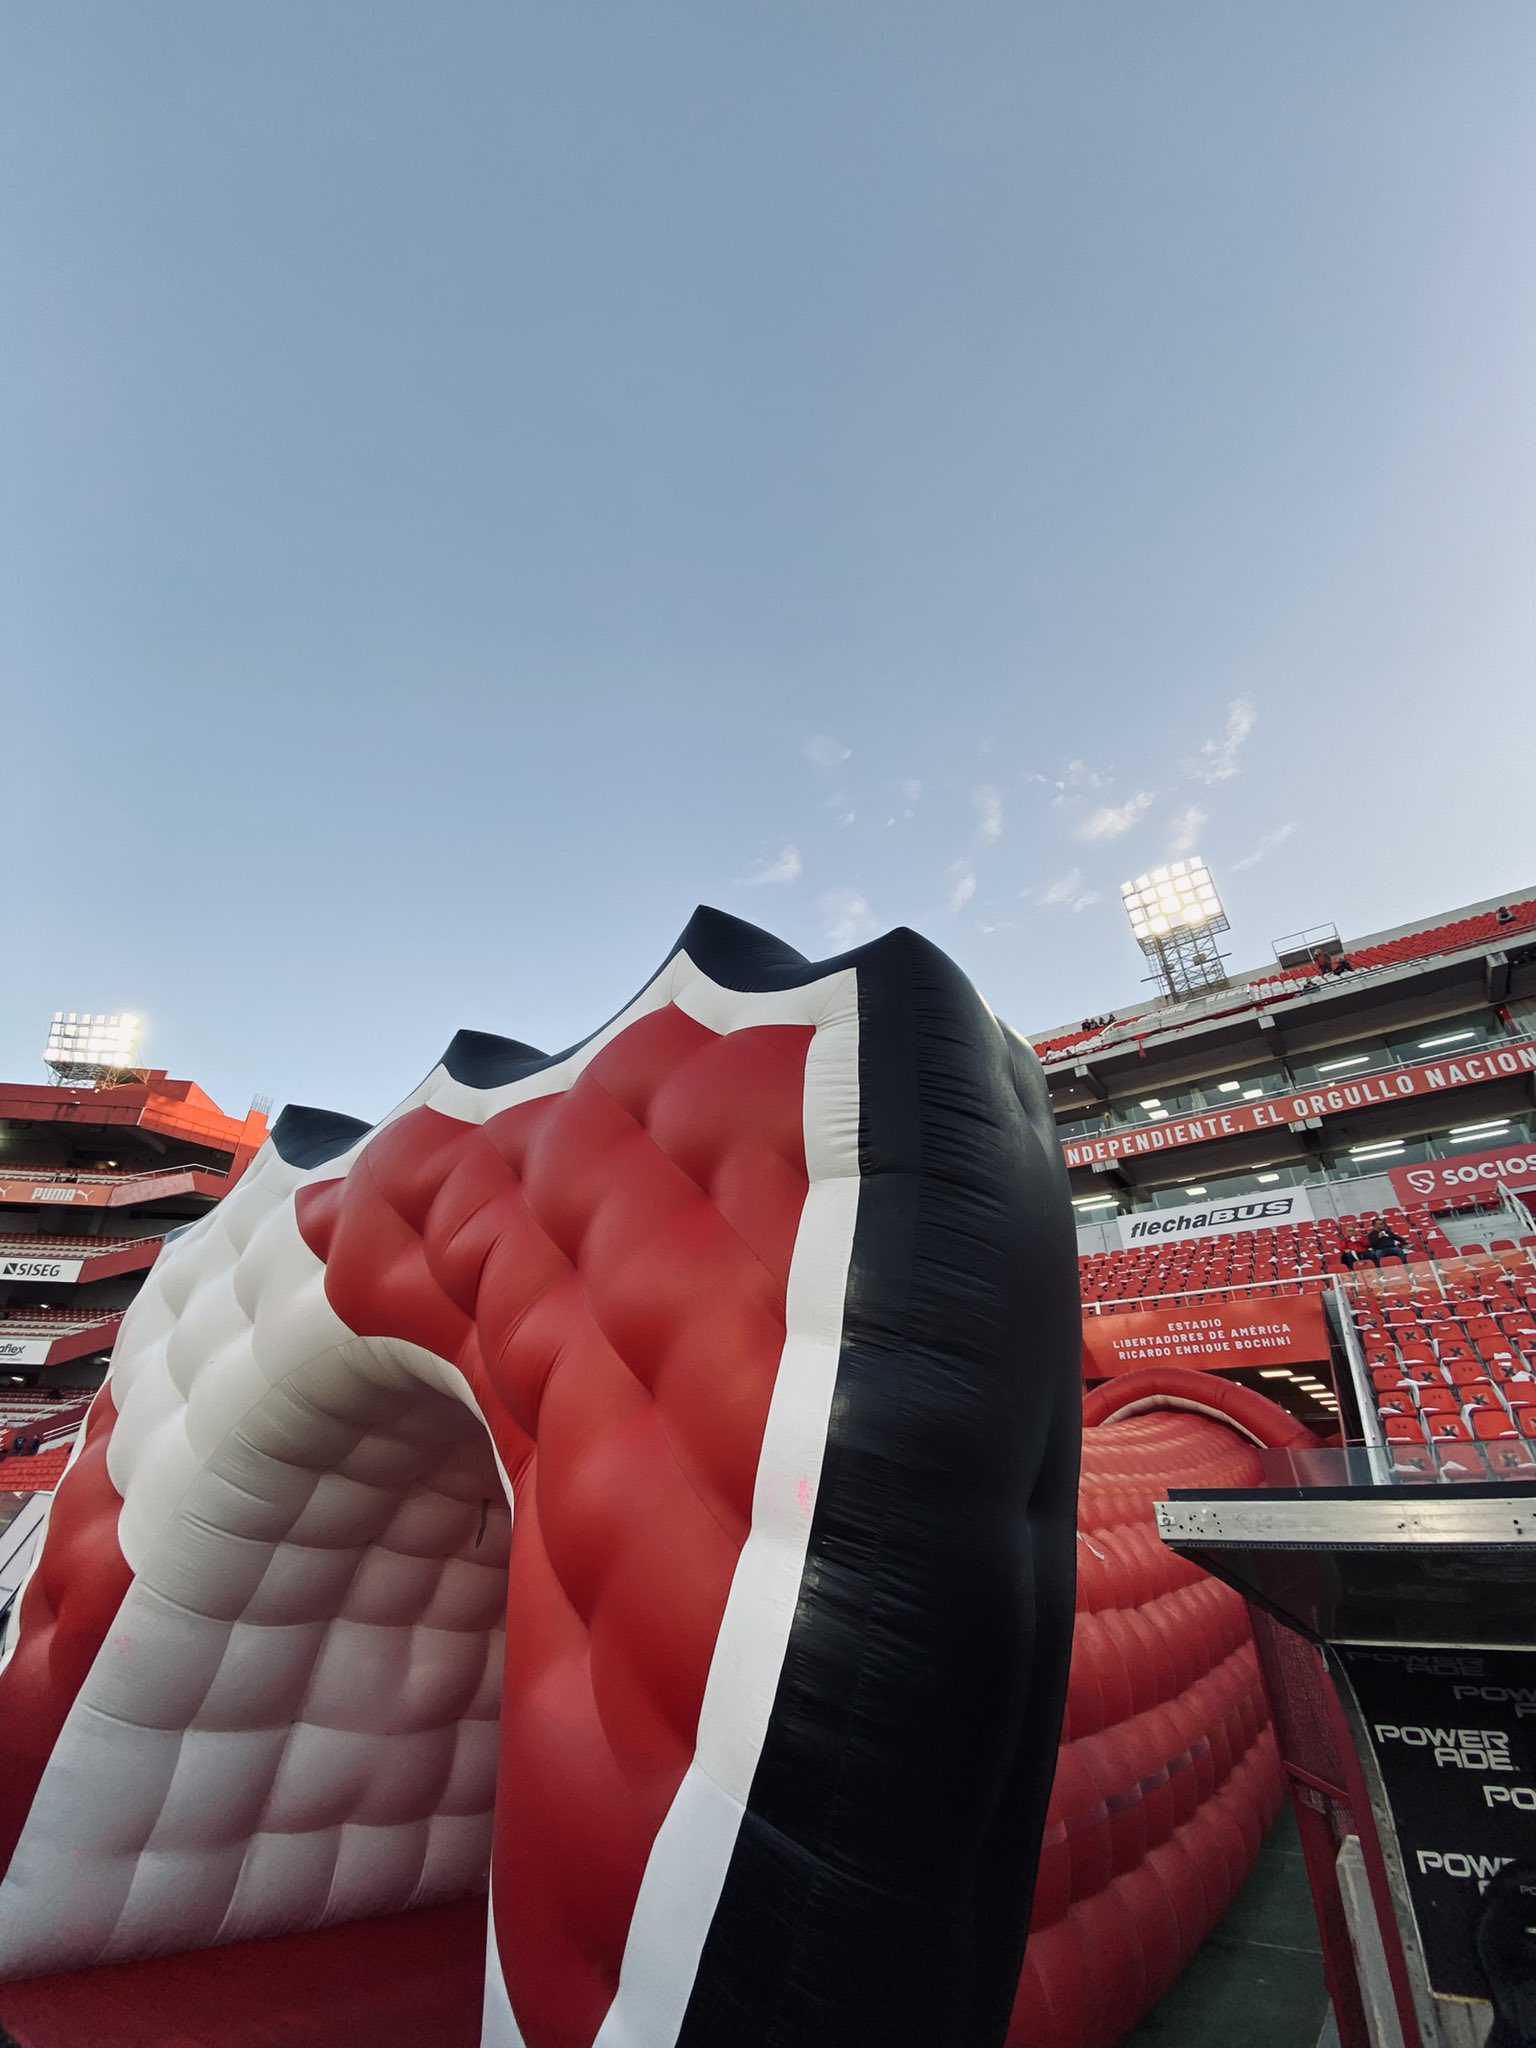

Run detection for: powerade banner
[[1337, 1646, 1536, 2003], [1116, 1188, 1313, 1249], [1081, 1295, 1329, 1378], [1390, 1141, 1536, 1210], [1063, 1037, 1536, 1169]]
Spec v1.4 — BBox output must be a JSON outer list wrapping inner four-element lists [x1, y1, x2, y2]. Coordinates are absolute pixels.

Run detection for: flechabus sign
[[1390, 1142, 1536, 1210], [1063, 1039, 1536, 1169], [1082, 1295, 1329, 1379], [1116, 1188, 1313, 1249]]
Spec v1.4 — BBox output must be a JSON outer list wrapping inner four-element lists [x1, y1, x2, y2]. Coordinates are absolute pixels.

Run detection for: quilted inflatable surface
[[1012, 1399, 1292, 2048], [0, 911, 1082, 2048]]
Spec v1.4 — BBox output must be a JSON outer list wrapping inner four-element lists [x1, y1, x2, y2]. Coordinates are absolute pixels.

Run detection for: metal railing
[[1083, 1275, 1333, 1316]]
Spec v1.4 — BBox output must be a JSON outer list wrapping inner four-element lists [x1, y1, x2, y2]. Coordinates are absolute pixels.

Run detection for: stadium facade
[[0, 1073, 266, 1495]]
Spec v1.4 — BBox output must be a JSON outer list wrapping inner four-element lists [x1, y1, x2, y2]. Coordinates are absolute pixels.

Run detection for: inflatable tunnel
[[0, 912, 1083, 2048], [1012, 1370, 1316, 2048], [0, 915, 1310, 2048]]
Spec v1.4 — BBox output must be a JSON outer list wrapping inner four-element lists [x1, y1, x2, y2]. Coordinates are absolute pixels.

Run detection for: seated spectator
[[1340, 1230, 1376, 1271], [1497, 905, 1516, 927], [1367, 1223, 1409, 1266]]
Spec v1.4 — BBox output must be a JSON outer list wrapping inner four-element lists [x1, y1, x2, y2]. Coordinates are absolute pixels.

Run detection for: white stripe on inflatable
[[481, 1886, 530, 2048], [591, 978, 861, 2048]]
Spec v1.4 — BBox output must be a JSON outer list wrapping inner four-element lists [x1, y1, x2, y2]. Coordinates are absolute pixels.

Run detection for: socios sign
[[1391, 1144, 1536, 1206]]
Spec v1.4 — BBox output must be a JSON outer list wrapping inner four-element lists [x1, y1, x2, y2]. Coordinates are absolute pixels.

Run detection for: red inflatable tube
[[1007, 1376, 1318, 2048]]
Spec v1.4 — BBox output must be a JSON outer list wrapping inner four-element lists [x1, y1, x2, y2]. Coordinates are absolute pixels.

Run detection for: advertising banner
[[1337, 1645, 1536, 2003], [1117, 1187, 1314, 1250], [1082, 1294, 1330, 1379], [0, 1179, 116, 1208], [0, 1256, 84, 1283], [0, 1171, 215, 1210], [1389, 1141, 1536, 1211], [1063, 1038, 1536, 1170], [0, 1337, 51, 1367]]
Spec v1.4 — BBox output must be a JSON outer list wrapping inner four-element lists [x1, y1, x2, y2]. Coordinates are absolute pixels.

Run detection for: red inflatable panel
[[1010, 1383, 1311, 2048], [0, 1391, 130, 1876], [296, 1010, 817, 2048]]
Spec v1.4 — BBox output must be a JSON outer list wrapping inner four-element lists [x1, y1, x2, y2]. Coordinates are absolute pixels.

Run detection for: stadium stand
[[0, 1236, 163, 1259], [1079, 1207, 1460, 1310], [1034, 893, 1536, 1065]]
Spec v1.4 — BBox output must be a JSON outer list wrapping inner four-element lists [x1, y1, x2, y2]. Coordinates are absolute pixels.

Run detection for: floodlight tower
[[1120, 860, 1231, 999], [44, 1011, 146, 1087]]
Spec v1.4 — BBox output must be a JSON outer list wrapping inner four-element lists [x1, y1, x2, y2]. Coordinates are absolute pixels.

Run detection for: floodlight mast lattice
[[44, 1011, 145, 1087], [1120, 861, 1231, 999]]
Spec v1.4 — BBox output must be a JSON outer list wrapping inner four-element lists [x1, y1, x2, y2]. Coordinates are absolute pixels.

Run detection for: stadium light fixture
[[1259, 1369, 1293, 1379], [1316, 1055, 1371, 1074], [1255, 1172, 1281, 1184], [1418, 1029, 1477, 1050], [1218, 1081, 1242, 1093], [1072, 1194, 1117, 1209], [1449, 1122, 1510, 1143], [1184, 1186, 1207, 1197], [1348, 1140, 1404, 1159], [1120, 858, 1230, 998], [1241, 1087, 1264, 1100], [45, 1011, 144, 1084]]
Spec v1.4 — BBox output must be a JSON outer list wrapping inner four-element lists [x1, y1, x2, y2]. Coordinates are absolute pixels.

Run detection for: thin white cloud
[[819, 886, 878, 948], [895, 776, 923, 803], [1167, 804, 1207, 857], [1192, 698, 1256, 784], [948, 860, 977, 910], [1031, 868, 1103, 914], [1075, 791, 1155, 843], [742, 844, 802, 887], [804, 733, 852, 772], [1232, 822, 1297, 872], [971, 784, 1004, 843], [1053, 758, 1108, 799]]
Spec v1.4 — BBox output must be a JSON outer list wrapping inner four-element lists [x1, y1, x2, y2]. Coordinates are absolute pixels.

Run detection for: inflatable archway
[[0, 912, 1083, 2048]]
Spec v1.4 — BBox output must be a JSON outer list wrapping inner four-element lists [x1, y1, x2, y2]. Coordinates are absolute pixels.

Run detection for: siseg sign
[[1390, 1141, 1536, 1211], [1117, 1188, 1314, 1249], [1081, 1295, 1329, 1379], [0, 1257, 83, 1283], [1063, 1038, 1536, 1169]]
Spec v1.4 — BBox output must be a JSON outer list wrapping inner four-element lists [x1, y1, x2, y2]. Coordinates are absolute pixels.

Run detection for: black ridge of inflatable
[[667, 911, 1083, 2048], [438, 1029, 551, 1088], [269, 1105, 375, 1170]]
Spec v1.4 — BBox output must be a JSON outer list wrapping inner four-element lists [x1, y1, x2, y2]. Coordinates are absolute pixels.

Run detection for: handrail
[[1329, 1277, 1390, 1480], [1057, 1030, 1532, 1145], [1084, 1275, 1331, 1315], [1, 1164, 227, 1186]]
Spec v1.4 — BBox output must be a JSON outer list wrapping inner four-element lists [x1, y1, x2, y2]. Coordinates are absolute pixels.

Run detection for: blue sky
[[5, 3, 1535, 1125]]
